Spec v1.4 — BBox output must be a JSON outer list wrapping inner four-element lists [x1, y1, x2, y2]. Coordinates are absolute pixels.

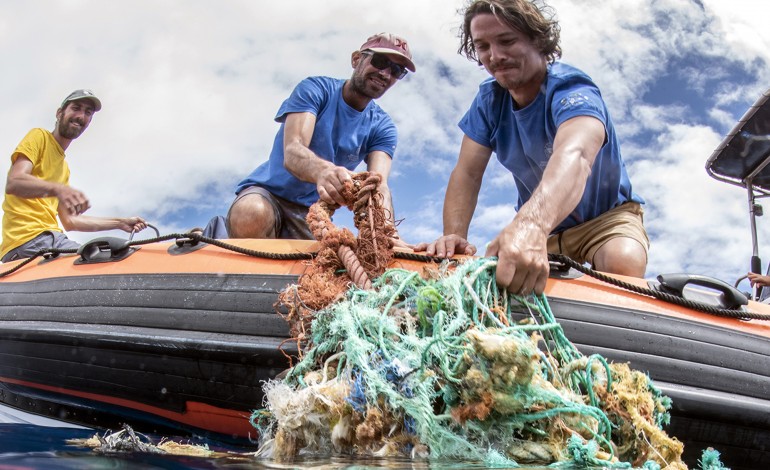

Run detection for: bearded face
[[55, 100, 95, 140], [348, 52, 398, 100]]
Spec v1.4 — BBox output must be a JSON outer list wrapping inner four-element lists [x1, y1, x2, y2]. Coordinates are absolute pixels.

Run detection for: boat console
[[706, 88, 770, 299]]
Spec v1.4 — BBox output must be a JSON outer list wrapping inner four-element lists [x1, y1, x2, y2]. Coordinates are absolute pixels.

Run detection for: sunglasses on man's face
[[362, 51, 409, 80]]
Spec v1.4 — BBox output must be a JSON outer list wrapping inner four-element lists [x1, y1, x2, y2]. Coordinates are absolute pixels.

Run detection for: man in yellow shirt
[[1, 89, 147, 262]]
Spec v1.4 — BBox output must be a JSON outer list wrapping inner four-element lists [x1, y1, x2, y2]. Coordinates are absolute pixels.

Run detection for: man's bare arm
[[6, 155, 90, 215], [282, 112, 352, 207], [59, 208, 146, 233], [486, 115, 605, 294], [365, 151, 395, 220]]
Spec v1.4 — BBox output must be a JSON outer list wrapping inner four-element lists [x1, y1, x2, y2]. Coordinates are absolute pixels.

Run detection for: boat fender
[[655, 273, 748, 310], [73, 236, 138, 265]]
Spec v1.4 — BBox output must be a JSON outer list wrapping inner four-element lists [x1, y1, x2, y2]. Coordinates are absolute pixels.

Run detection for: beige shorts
[[546, 202, 649, 266]]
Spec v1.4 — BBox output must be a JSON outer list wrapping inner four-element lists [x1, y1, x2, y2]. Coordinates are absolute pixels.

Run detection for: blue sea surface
[[0, 403, 230, 469], [0, 404, 523, 470]]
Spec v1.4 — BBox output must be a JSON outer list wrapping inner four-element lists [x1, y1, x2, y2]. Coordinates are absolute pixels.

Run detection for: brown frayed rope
[[278, 172, 397, 360]]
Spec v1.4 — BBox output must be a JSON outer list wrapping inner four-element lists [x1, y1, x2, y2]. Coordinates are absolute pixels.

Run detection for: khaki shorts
[[226, 185, 314, 240], [546, 202, 649, 266]]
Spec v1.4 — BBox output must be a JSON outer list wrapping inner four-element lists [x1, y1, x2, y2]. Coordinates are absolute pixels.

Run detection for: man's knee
[[593, 237, 647, 277], [228, 195, 276, 239]]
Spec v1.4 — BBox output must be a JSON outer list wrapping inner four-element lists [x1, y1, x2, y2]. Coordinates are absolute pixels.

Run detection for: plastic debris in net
[[251, 257, 727, 469]]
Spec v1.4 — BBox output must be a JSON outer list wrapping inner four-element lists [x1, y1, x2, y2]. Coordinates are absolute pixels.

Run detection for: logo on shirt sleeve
[[559, 92, 592, 109]]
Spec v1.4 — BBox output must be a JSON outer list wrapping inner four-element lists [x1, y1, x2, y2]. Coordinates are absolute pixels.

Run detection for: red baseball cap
[[359, 33, 416, 72]]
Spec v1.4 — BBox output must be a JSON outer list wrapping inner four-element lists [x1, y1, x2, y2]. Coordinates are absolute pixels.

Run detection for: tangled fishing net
[[252, 172, 726, 470], [277, 171, 395, 354]]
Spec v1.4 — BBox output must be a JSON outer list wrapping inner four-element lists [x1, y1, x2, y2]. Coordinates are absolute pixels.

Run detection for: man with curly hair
[[417, 0, 648, 295]]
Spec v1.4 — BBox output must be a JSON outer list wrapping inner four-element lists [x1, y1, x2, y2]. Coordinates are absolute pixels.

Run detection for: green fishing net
[[251, 257, 724, 469]]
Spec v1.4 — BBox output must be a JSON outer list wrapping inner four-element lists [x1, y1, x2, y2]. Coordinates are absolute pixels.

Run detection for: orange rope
[[278, 171, 395, 358]]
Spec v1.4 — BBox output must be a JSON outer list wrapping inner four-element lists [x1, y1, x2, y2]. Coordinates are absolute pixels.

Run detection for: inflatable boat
[[1, 91, 770, 470], [0, 233, 768, 469]]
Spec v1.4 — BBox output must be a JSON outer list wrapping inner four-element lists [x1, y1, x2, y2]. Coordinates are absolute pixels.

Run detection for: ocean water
[[0, 404, 531, 470], [0, 424, 524, 470]]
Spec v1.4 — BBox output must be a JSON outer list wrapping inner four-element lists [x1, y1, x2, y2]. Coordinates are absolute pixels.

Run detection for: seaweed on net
[[251, 257, 707, 469]]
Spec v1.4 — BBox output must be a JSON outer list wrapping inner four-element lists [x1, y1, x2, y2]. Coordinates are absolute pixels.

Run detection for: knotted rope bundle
[[278, 171, 396, 357]]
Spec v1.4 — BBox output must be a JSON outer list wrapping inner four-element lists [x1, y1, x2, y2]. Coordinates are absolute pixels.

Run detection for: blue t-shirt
[[459, 62, 643, 234], [236, 76, 398, 207]]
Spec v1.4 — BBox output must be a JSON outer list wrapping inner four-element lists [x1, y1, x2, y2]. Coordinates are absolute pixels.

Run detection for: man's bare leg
[[592, 237, 647, 277], [228, 194, 277, 239]]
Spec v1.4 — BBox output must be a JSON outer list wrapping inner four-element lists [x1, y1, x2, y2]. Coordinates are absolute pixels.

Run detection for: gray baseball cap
[[61, 89, 102, 112]]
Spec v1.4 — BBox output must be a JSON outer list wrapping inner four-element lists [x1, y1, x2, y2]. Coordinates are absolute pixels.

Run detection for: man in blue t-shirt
[[416, 0, 648, 295], [227, 33, 415, 242]]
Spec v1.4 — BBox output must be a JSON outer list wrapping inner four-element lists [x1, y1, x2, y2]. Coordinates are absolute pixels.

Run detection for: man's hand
[[747, 272, 770, 288], [55, 186, 91, 216], [316, 165, 353, 207], [116, 216, 147, 233], [413, 234, 477, 258], [485, 220, 550, 295], [390, 234, 414, 251]]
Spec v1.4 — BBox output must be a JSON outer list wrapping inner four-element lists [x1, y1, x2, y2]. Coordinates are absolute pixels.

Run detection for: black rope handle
[[548, 253, 770, 321], [0, 232, 315, 278], [0, 246, 79, 277], [3, 232, 768, 321], [131, 232, 317, 260]]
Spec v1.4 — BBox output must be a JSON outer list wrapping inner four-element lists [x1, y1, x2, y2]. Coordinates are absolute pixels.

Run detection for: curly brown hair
[[458, 0, 561, 64]]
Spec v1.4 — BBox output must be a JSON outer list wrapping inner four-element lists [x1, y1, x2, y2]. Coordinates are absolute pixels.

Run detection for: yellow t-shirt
[[1, 129, 69, 257]]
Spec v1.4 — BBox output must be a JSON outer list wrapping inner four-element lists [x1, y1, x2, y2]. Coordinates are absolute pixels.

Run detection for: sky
[[1, 0, 770, 291]]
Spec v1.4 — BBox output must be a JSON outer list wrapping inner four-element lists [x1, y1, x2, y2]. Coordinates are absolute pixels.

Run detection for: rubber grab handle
[[657, 273, 748, 309], [76, 237, 133, 264]]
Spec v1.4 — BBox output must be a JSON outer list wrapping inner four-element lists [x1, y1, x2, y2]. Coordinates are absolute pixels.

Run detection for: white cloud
[[2, 0, 770, 293]]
